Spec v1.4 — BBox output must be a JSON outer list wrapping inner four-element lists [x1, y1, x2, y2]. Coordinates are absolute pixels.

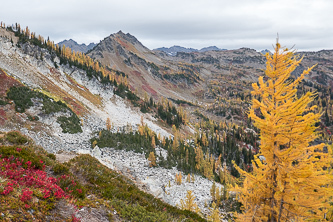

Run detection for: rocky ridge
[[154, 45, 226, 56], [58, 39, 96, 53]]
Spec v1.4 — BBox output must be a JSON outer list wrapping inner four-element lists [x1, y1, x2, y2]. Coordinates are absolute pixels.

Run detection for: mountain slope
[[87, 31, 204, 101], [0, 29, 170, 148], [87, 31, 333, 129], [0, 28, 222, 220]]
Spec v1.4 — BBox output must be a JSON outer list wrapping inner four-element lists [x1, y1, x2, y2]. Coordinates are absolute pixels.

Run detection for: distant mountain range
[[154, 45, 226, 56], [57, 39, 96, 53]]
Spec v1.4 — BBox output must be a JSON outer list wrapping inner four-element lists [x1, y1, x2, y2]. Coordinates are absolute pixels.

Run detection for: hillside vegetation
[[0, 131, 204, 221]]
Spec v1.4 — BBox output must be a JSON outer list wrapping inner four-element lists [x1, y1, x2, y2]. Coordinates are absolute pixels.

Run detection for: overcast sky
[[1, 0, 332, 51]]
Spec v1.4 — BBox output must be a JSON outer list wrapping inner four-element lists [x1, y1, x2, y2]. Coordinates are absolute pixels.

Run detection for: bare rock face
[[92, 145, 102, 158], [76, 206, 110, 222], [56, 152, 77, 163], [49, 198, 111, 222]]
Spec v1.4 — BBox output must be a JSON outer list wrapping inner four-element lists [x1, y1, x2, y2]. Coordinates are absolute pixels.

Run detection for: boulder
[[92, 146, 102, 158]]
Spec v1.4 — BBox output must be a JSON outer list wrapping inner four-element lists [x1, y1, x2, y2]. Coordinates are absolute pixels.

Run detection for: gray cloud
[[1, 0, 333, 51]]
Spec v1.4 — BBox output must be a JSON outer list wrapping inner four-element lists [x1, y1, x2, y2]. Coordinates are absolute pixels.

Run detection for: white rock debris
[[91, 147, 224, 216]]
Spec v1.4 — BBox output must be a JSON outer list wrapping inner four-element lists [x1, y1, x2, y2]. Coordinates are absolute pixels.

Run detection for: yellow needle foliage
[[179, 190, 201, 214], [233, 42, 333, 221], [148, 152, 156, 167], [175, 172, 182, 185], [207, 202, 223, 222]]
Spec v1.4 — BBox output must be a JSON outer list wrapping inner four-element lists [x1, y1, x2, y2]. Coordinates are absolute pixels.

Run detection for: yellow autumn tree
[[207, 202, 223, 222], [233, 42, 333, 221], [175, 172, 182, 185], [201, 132, 208, 147], [172, 136, 179, 152], [148, 152, 156, 167], [210, 181, 216, 202], [186, 173, 191, 183], [194, 145, 204, 171], [179, 190, 201, 214], [162, 136, 166, 147], [106, 117, 112, 130], [151, 135, 156, 148]]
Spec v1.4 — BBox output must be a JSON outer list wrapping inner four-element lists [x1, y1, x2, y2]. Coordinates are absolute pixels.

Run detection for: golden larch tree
[[233, 42, 333, 221], [175, 172, 182, 185], [186, 173, 191, 183], [172, 136, 179, 152], [194, 145, 204, 171], [106, 117, 112, 131], [162, 136, 166, 147], [207, 202, 223, 222], [201, 132, 208, 147], [179, 190, 201, 214], [210, 181, 216, 202], [202, 153, 214, 180], [151, 135, 156, 148], [148, 152, 156, 167]]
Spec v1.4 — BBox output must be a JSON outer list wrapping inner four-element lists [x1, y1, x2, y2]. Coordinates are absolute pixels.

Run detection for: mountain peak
[[199, 46, 226, 52], [57, 39, 96, 53], [107, 31, 147, 50]]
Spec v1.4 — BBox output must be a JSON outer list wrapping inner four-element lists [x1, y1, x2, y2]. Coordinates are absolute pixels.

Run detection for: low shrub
[[42, 98, 67, 114], [57, 175, 86, 199], [6, 86, 35, 112], [0, 146, 44, 170], [53, 163, 69, 175], [47, 153, 56, 160], [57, 114, 82, 134], [5, 131, 29, 145], [27, 114, 39, 121], [7, 86, 82, 134]]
